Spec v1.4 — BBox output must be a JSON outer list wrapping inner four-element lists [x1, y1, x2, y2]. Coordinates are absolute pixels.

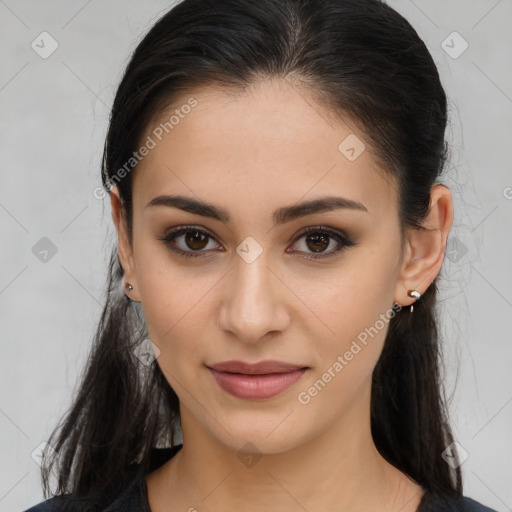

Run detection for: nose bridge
[[219, 244, 288, 343]]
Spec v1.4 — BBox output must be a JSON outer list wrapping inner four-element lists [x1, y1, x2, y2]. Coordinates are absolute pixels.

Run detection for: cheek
[[301, 243, 400, 376], [138, 276, 213, 358], [138, 275, 212, 390], [133, 242, 225, 384], [133, 240, 194, 342], [296, 290, 397, 419]]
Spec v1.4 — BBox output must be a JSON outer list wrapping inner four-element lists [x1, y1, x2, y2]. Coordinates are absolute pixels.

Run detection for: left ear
[[394, 184, 454, 306]]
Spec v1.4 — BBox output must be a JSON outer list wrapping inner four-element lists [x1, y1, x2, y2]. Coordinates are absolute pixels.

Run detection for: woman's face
[[115, 78, 408, 454]]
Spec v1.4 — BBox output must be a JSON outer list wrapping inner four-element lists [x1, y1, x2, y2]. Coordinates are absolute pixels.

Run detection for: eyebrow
[[145, 194, 368, 225]]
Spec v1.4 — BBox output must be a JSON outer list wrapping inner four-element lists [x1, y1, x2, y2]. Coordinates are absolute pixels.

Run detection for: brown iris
[[305, 233, 329, 252], [185, 230, 209, 250]]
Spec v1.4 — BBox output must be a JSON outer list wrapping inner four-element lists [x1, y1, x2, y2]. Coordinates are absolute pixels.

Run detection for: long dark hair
[[41, 0, 462, 501]]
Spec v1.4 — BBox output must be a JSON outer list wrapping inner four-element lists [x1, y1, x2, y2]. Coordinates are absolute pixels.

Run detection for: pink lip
[[207, 360, 308, 400]]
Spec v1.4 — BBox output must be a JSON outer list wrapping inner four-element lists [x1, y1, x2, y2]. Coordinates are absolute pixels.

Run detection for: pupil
[[185, 231, 208, 250], [307, 233, 329, 252]]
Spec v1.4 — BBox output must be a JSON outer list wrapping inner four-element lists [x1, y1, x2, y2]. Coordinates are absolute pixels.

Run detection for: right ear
[[109, 185, 141, 301]]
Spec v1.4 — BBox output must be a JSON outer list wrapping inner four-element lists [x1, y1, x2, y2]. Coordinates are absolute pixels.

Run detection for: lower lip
[[207, 367, 307, 400]]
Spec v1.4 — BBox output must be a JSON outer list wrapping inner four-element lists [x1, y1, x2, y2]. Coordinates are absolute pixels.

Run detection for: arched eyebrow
[[145, 194, 368, 225]]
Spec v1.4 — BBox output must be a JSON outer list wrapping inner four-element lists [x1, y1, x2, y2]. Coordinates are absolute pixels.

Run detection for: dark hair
[[41, 0, 462, 501]]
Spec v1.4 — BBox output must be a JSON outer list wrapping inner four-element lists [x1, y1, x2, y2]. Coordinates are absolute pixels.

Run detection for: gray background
[[0, 1, 511, 511]]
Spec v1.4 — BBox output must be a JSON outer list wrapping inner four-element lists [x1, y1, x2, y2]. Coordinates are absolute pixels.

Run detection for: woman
[[25, 0, 498, 510]]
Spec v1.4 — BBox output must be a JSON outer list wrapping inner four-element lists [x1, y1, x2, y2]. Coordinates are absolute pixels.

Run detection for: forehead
[[133, 78, 398, 219]]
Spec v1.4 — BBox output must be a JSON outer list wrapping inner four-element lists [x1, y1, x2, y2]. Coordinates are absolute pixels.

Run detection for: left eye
[[288, 226, 356, 259], [158, 225, 355, 259]]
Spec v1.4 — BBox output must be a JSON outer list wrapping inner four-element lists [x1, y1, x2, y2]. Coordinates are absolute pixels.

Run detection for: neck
[[147, 384, 425, 512]]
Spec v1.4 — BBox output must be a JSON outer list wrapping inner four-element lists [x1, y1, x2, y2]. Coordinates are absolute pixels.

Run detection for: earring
[[125, 282, 134, 292], [407, 289, 421, 313]]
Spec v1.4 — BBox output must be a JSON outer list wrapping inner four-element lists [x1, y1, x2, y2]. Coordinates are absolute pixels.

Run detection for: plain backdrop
[[0, 1, 511, 511]]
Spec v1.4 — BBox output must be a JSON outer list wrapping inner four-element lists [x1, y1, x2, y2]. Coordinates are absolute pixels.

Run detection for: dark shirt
[[24, 444, 498, 511]]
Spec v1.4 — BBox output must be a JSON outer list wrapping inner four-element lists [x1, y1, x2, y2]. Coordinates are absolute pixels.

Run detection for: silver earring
[[125, 282, 134, 292], [407, 289, 421, 313]]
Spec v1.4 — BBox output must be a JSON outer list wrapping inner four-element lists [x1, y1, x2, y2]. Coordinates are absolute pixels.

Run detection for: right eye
[[157, 226, 223, 258]]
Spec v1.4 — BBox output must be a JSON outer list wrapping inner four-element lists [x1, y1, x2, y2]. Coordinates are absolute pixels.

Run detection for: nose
[[218, 249, 290, 345]]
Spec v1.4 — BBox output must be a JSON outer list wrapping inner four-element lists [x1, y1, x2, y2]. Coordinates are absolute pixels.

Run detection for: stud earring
[[125, 282, 134, 292], [407, 289, 421, 314]]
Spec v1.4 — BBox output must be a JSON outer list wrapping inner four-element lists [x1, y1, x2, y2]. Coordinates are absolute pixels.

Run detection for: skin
[[110, 77, 453, 512]]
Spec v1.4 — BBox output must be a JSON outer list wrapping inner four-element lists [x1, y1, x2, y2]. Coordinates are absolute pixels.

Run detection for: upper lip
[[207, 360, 307, 375]]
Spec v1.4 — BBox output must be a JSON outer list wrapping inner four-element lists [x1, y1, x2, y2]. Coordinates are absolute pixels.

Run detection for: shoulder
[[419, 491, 499, 512], [22, 497, 95, 512], [23, 445, 182, 512], [21, 476, 142, 512], [457, 496, 499, 512], [22, 474, 142, 512]]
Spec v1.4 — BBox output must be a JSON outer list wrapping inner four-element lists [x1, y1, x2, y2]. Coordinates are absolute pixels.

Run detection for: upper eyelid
[[163, 224, 347, 237]]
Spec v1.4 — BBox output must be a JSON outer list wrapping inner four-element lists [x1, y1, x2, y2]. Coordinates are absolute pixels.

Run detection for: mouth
[[206, 360, 309, 400]]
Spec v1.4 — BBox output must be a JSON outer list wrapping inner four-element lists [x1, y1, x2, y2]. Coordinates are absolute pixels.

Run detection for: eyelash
[[157, 225, 356, 260]]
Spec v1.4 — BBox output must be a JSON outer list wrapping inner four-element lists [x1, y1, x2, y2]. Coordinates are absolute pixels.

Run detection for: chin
[[205, 417, 311, 457]]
